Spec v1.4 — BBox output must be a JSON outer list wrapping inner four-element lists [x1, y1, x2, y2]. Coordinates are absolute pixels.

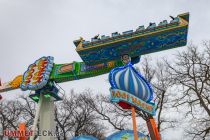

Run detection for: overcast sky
[[0, 0, 210, 139]]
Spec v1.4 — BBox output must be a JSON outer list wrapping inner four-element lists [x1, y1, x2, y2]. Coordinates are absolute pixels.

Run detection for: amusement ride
[[0, 13, 189, 140]]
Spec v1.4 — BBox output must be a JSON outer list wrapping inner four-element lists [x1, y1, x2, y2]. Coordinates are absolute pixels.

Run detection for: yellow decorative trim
[[9, 75, 22, 88], [77, 37, 84, 49]]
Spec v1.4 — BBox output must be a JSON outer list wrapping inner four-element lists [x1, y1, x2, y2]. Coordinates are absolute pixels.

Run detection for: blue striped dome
[[71, 136, 98, 140], [109, 62, 153, 102]]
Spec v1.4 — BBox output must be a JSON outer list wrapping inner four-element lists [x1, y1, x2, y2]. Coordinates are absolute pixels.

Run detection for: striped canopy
[[109, 62, 153, 102]]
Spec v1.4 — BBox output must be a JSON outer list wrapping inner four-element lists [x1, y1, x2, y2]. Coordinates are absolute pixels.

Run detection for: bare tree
[[88, 93, 132, 131], [136, 56, 177, 133], [0, 91, 106, 140], [152, 61, 178, 132], [18, 95, 39, 140], [166, 42, 210, 139], [0, 99, 22, 139], [54, 92, 77, 140], [73, 92, 105, 139], [18, 96, 36, 127], [140, 56, 155, 83], [54, 90, 106, 140]]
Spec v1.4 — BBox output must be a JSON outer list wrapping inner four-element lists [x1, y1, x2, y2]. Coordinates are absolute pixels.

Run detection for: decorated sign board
[[20, 56, 54, 91], [109, 62, 156, 116], [110, 89, 155, 116]]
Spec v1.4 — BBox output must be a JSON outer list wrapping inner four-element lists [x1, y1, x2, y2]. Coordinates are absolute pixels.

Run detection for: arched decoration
[[109, 62, 156, 116], [109, 62, 153, 102]]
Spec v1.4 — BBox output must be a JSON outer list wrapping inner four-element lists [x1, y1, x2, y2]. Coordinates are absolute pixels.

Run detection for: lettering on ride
[[111, 89, 155, 115]]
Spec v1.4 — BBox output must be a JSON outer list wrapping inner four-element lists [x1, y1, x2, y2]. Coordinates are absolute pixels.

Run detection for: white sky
[[0, 0, 210, 139]]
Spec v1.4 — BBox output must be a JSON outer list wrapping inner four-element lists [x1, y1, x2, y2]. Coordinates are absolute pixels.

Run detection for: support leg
[[146, 116, 160, 140], [131, 106, 138, 140], [39, 96, 55, 140], [30, 94, 43, 140]]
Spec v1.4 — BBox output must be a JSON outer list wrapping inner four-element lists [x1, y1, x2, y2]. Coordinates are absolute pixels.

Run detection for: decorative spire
[[109, 62, 153, 102]]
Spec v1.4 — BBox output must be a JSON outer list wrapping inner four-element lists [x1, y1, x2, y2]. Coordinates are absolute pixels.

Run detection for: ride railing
[[75, 17, 180, 48]]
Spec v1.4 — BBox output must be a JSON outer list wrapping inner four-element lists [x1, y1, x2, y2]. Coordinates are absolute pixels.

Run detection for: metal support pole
[[146, 116, 160, 140], [131, 106, 138, 140], [29, 94, 55, 140], [30, 94, 43, 140], [39, 96, 55, 140]]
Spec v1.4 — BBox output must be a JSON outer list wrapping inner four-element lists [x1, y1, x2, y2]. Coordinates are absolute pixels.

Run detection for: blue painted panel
[[78, 26, 188, 65], [106, 130, 150, 140], [71, 136, 98, 140]]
